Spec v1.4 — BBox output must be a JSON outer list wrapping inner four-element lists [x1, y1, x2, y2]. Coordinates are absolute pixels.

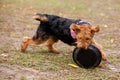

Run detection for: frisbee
[[73, 44, 102, 68]]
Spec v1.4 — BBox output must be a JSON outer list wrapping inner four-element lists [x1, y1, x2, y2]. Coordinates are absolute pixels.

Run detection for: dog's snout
[[77, 42, 88, 49]]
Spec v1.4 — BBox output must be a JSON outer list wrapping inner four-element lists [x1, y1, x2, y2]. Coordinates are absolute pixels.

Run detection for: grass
[[1, 44, 120, 80], [8, 47, 73, 71], [107, 54, 120, 63], [0, 0, 120, 80]]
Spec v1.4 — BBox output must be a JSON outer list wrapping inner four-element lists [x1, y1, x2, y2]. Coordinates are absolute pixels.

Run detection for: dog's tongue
[[70, 29, 76, 39]]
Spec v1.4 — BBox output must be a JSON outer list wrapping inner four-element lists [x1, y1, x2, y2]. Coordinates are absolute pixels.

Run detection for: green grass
[[1, 45, 119, 80], [0, 0, 120, 80], [107, 54, 120, 63], [8, 48, 73, 71], [20, 76, 27, 80]]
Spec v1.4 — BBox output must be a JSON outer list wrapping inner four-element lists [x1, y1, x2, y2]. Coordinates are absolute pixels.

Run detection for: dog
[[21, 13, 106, 61]]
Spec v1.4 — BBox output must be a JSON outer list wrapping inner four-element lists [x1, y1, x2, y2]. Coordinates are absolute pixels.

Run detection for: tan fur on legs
[[98, 62, 103, 67], [92, 39, 107, 61], [21, 37, 47, 52], [46, 37, 59, 53]]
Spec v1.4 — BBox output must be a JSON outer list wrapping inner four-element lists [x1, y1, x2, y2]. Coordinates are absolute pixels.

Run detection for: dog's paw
[[102, 53, 107, 61]]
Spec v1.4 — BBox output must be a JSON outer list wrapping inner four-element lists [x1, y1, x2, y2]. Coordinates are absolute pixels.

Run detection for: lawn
[[0, 0, 120, 80]]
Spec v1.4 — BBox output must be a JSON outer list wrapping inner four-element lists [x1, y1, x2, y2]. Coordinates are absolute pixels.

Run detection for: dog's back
[[33, 14, 76, 45]]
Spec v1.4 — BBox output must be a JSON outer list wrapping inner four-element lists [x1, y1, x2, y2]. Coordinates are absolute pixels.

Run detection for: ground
[[0, 0, 120, 80]]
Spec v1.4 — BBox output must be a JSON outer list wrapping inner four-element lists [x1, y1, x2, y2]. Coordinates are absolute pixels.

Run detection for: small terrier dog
[[21, 13, 106, 61]]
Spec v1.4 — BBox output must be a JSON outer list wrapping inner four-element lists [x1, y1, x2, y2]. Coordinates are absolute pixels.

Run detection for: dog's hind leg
[[21, 36, 47, 52], [45, 36, 59, 53]]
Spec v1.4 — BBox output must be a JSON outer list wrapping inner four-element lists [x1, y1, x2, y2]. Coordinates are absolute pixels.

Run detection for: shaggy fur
[[21, 14, 106, 62]]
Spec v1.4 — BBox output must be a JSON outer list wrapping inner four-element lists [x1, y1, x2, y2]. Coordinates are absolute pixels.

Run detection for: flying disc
[[73, 44, 102, 68]]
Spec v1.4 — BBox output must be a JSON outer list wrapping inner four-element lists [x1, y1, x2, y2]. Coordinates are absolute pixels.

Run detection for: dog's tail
[[33, 13, 48, 22]]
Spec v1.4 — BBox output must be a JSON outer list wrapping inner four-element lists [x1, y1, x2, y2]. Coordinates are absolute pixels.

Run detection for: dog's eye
[[86, 38, 90, 40]]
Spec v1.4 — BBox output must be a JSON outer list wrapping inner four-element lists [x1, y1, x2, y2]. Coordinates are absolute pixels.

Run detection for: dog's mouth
[[71, 42, 89, 49], [81, 46, 88, 50], [76, 43, 90, 49]]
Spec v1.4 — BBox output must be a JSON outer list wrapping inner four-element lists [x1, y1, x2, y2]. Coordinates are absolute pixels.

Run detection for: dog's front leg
[[92, 39, 107, 61]]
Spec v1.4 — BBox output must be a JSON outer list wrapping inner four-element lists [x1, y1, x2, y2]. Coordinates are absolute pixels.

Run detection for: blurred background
[[0, 0, 120, 80]]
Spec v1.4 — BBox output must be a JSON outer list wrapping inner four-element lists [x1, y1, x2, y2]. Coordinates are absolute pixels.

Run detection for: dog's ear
[[91, 25, 100, 33], [70, 23, 80, 32]]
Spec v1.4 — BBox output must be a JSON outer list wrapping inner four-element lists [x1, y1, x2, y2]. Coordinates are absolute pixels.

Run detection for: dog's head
[[70, 23, 100, 49]]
